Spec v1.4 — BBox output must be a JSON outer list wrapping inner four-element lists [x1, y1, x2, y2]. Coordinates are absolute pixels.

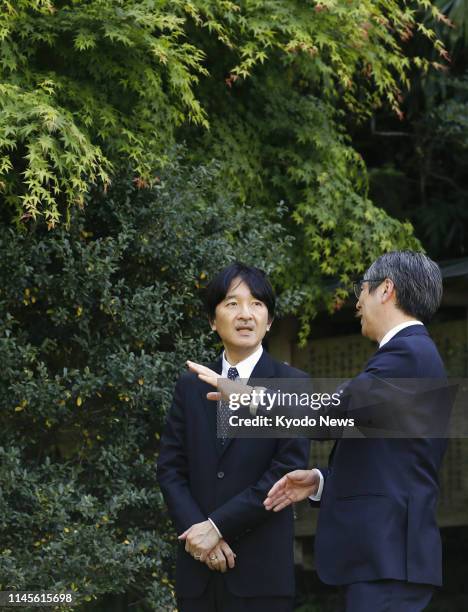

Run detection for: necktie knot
[[227, 367, 239, 380]]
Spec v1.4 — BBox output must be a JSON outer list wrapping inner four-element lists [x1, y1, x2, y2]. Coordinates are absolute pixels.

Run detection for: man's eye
[[226, 302, 237, 307]]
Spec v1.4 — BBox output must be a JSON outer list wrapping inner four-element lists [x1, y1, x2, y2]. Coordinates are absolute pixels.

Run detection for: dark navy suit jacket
[[314, 324, 449, 587], [157, 350, 310, 598]]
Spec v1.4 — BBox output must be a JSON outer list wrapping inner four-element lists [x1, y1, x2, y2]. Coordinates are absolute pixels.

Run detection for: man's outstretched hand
[[263, 469, 321, 512], [186, 360, 252, 403], [186, 361, 220, 401]]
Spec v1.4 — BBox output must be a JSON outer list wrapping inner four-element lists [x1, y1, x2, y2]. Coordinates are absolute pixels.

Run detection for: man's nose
[[238, 304, 253, 318]]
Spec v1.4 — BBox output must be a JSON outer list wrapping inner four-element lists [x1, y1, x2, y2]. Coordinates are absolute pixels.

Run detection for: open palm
[[264, 469, 320, 512]]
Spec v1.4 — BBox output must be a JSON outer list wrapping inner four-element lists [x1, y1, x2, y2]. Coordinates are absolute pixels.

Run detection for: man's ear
[[209, 317, 216, 332], [266, 316, 274, 331], [381, 279, 395, 304]]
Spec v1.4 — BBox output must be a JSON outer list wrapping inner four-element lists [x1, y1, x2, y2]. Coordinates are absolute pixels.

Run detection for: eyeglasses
[[352, 278, 388, 299]]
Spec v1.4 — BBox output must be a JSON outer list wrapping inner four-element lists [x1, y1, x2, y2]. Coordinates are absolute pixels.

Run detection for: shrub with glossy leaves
[[0, 155, 293, 610]]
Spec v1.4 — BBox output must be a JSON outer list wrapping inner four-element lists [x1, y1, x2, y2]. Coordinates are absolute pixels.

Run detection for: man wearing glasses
[[262, 250, 448, 612]]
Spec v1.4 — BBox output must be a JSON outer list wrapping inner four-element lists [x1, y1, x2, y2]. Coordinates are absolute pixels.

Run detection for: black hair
[[365, 251, 443, 323], [203, 262, 275, 321]]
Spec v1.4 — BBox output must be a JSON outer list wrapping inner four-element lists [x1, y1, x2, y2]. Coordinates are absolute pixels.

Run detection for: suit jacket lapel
[[247, 349, 276, 381], [201, 357, 222, 452], [218, 349, 276, 459]]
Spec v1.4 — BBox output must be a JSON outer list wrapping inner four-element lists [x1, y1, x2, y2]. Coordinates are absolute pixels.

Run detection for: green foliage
[[411, 75, 468, 256], [188, 36, 421, 338], [0, 81, 111, 227], [361, 3, 468, 260], [0, 0, 210, 225], [0, 2, 455, 607], [0, 0, 438, 336], [0, 154, 293, 610], [1, 0, 444, 226], [433, 0, 468, 48]]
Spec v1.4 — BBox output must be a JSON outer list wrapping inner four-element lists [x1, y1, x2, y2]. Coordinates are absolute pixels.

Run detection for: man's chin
[[360, 322, 376, 342], [231, 337, 263, 350], [237, 338, 259, 346]]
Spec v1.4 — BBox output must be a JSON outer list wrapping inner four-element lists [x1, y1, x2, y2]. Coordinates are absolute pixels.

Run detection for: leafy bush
[[0, 154, 292, 610], [1, 0, 427, 330]]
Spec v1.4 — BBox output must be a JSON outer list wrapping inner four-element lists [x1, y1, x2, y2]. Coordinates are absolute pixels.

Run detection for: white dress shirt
[[310, 320, 423, 502], [221, 344, 263, 379]]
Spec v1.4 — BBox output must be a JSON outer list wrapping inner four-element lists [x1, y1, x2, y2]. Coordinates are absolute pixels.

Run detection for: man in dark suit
[[157, 263, 310, 612], [263, 250, 449, 611]]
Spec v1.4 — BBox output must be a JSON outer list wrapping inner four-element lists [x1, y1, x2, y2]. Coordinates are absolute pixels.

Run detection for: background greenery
[[1, 0, 442, 336], [0, 155, 296, 609], [355, 0, 468, 260], [0, 0, 465, 610]]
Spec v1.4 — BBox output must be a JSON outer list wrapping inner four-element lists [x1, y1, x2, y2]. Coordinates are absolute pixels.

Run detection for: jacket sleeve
[[257, 340, 427, 438], [342, 340, 427, 433], [156, 376, 206, 534], [208, 436, 310, 541]]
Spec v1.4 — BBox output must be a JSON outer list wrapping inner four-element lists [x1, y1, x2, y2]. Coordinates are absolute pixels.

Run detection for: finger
[[178, 527, 192, 540], [272, 498, 293, 512], [264, 490, 285, 506], [207, 391, 222, 401], [267, 494, 291, 510], [265, 490, 291, 508], [206, 557, 217, 571], [266, 477, 287, 499], [216, 551, 227, 573], [198, 550, 209, 563], [220, 543, 236, 569], [186, 360, 206, 373], [265, 491, 291, 509], [186, 361, 217, 379], [264, 488, 286, 508], [198, 374, 218, 388]]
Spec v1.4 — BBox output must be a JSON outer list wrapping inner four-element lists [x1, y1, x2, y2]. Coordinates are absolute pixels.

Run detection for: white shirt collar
[[379, 320, 423, 348], [222, 345, 263, 379]]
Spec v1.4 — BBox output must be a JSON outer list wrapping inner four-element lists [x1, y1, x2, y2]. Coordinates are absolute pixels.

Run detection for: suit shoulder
[[274, 360, 310, 379], [384, 333, 441, 357], [174, 369, 200, 388], [371, 336, 417, 364], [369, 334, 445, 377]]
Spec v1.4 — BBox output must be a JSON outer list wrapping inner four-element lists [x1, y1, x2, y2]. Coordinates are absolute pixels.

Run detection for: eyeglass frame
[[352, 277, 389, 299]]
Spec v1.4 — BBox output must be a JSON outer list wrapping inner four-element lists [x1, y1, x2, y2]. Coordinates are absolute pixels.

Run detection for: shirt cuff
[[208, 517, 222, 538], [308, 468, 324, 501]]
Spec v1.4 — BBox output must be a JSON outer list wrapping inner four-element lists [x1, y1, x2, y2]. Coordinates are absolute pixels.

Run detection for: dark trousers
[[177, 573, 293, 612], [341, 580, 434, 612]]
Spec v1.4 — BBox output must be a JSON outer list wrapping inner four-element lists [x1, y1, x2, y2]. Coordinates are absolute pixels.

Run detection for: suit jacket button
[[217, 471, 225, 479]]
